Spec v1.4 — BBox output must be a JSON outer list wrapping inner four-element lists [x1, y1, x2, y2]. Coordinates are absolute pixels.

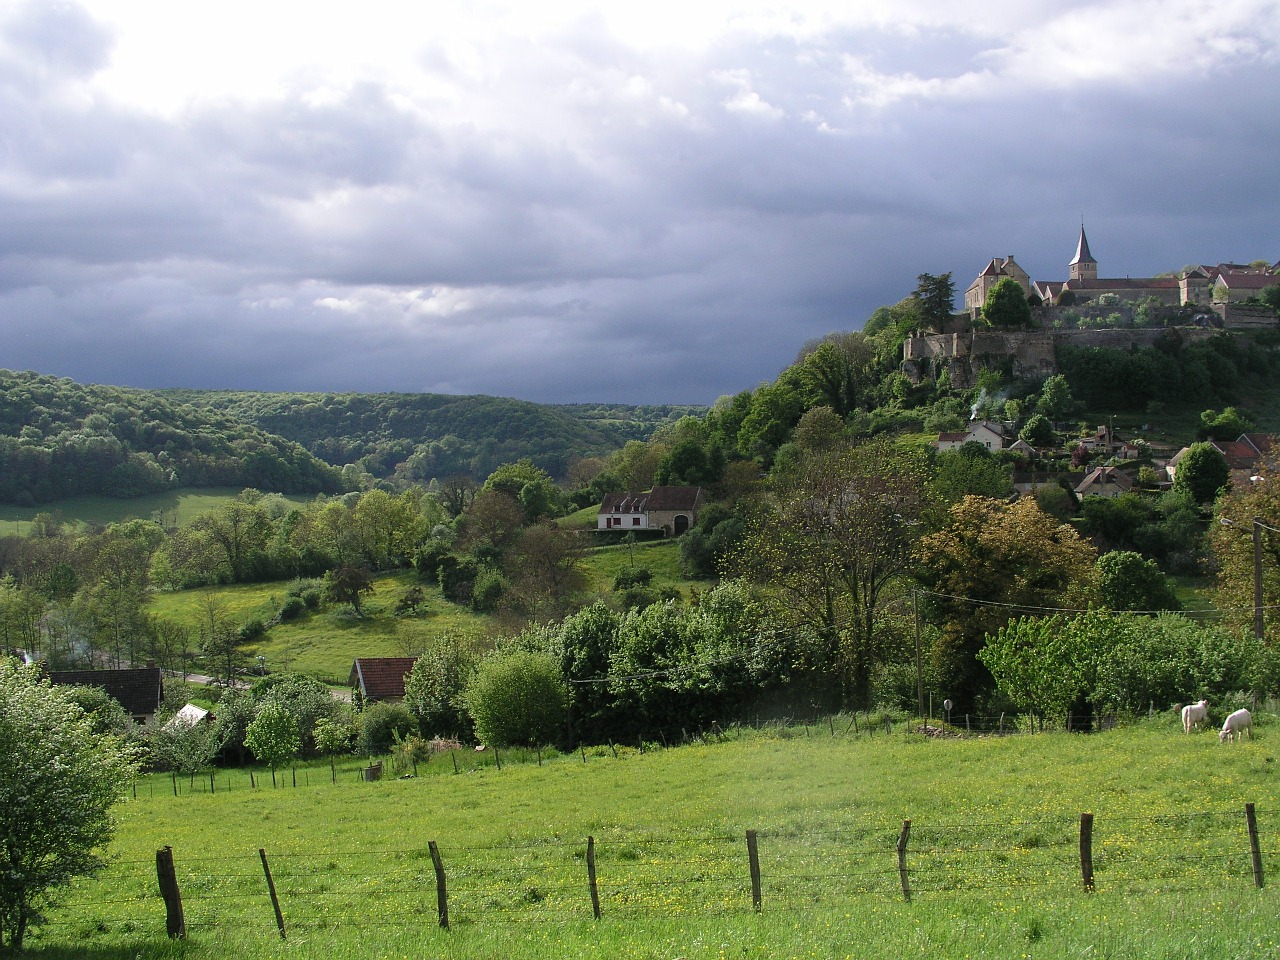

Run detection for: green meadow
[[28, 717, 1280, 959]]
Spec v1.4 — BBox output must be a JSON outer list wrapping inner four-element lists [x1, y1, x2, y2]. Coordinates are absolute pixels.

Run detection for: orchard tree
[[312, 717, 354, 783], [1, 660, 141, 950], [403, 635, 478, 739], [325, 565, 375, 616], [244, 700, 300, 787]]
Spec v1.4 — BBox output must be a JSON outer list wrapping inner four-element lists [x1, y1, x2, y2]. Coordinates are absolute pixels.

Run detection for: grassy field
[[0, 487, 312, 535], [27, 716, 1280, 959], [149, 541, 690, 684]]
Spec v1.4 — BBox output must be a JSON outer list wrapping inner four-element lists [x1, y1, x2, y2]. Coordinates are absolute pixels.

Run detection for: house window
[[632, 518, 641, 526]]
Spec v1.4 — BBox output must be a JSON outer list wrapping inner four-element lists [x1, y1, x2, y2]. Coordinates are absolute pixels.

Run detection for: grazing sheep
[[1182, 699, 1209, 734], [1220, 708, 1253, 743]]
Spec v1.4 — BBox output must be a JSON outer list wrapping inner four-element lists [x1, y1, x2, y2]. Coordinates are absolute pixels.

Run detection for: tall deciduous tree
[[732, 438, 932, 708], [1211, 466, 1280, 637], [0, 660, 141, 950], [918, 496, 1098, 711], [1174, 442, 1231, 504], [794, 332, 881, 418], [982, 276, 1033, 329]]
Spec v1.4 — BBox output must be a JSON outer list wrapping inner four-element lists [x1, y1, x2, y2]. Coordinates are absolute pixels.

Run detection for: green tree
[[324, 565, 375, 616], [1019, 414, 1056, 448], [978, 612, 1110, 726], [313, 717, 355, 783], [464, 649, 567, 747], [403, 636, 478, 739], [914, 272, 956, 332], [982, 277, 1033, 329], [1096, 550, 1180, 612], [1173, 442, 1231, 504], [732, 438, 932, 708], [918, 496, 1098, 710], [0, 660, 141, 950], [1035, 374, 1076, 421], [794, 332, 880, 417], [1198, 406, 1254, 441], [355, 701, 418, 757], [243, 700, 300, 787]]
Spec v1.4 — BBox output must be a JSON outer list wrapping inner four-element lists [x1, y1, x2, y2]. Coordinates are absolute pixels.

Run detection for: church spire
[[1069, 224, 1096, 281]]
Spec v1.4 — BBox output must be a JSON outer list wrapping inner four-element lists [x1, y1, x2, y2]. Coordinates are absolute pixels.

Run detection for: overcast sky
[[2, 1, 1278, 405]]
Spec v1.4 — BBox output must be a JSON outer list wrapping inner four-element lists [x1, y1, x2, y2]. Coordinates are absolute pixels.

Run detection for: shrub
[[464, 650, 567, 747], [471, 567, 508, 613], [277, 595, 307, 622], [238, 618, 267, 643], [356, 701, 418, 757], [613, 567, 654, 590]]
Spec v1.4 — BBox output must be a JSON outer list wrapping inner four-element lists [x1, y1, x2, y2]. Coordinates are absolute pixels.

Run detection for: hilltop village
[[903, 228, 1279, 390]]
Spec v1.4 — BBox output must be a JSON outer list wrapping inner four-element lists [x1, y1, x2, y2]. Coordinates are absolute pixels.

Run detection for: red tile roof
[[349, 657, 417, 701]]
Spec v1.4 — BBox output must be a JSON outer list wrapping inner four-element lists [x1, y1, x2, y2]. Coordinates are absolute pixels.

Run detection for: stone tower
[[1069, 224, 1097, 282]]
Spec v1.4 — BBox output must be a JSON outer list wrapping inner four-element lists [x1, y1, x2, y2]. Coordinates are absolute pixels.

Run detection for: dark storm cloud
[[0, 1, 1277, 403]]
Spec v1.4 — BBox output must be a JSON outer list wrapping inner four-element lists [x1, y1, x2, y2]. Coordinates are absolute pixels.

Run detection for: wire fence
[[62, 805, 1275, 939]]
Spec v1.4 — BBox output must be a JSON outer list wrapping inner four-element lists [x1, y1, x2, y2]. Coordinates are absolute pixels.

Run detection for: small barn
[[47, 665, 165, 724], [348, 657, 418, 704]]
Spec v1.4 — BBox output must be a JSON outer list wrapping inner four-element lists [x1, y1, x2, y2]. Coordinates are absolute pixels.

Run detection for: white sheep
[[1219, 708, 1253, 743], [1181, 699, 1209, 734]]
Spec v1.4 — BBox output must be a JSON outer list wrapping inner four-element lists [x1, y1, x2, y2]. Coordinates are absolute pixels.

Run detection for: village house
[[932, 420, 1008, 453], [348, 657, 417, 704], [1167, 433, 1274, 485], [598, 485, 703, 535], [1074, 465, 1137, 499], [47, 664, 165, 724]]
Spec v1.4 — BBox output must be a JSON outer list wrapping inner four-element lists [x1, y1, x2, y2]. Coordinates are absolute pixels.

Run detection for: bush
[[471, 567, 508, 613], [356, 701, 418, 757], [238, 618, 267, 643], [464, 650, 567, 747], [613, 567, 654, 590], [277, 595, 307, 622]]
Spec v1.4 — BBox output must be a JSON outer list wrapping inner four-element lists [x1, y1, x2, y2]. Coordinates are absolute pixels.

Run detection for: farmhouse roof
[[47, 666, 164, 718], [599, 485, 702, 514], [1215, 272, 1277, 290], [348, 657, 417, 702], [1074, 466, 1136, 496]]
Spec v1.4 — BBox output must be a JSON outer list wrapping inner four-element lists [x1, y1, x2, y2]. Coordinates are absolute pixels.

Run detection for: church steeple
[[1069, 224, 1097, 282]]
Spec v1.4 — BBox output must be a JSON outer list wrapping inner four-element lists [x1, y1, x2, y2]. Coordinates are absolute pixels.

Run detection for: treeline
[[0, 371, 347, 506], [161, 389, 702, 483]]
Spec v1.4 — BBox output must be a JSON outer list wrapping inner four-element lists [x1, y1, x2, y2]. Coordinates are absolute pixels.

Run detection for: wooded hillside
[[161, 389, 702, 482], [0, 371, 347, 506]]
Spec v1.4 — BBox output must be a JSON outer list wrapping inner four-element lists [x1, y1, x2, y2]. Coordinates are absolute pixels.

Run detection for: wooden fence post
[[259, 848, 286, 940], [451, 750, 459, 774], [155, 846, 185, 939], [586, 835, 601, 919], [897, 820, 912, 902], [1246, 802, 1265, 888], [429, 840, 449, 930], [746, 830, 762, 912], [1079, 812, 1095, 892]]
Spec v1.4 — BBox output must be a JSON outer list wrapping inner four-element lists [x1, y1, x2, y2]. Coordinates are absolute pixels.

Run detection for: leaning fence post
[[429, 840, 449, 929], [897, 819, 912, 902], [586, 835, 602, 919], [746, 829, 762, 911], [259, 848, 286, 940], [1079, 812, 1095, 892], [155, 845, 185, 939], [1246, 802, 1265, 888]]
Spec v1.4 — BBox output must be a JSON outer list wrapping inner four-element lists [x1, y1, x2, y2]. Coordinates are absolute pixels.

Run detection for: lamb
[[1219, 708, 1253, 743], [1181, 699, 1209, 734]]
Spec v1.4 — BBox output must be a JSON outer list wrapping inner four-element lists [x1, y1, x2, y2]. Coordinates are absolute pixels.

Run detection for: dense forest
[[162, 389, 703, 484], [0, 371, 347, 506]]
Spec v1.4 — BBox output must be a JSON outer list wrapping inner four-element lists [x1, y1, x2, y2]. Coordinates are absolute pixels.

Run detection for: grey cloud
[[1, 3, 1278, 404]]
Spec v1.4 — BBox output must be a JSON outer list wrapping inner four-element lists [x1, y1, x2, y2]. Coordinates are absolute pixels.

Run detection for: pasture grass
[[0, 488, 311, 535], [29, 716, 1280, 959], [149, 542, 691, 683]]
